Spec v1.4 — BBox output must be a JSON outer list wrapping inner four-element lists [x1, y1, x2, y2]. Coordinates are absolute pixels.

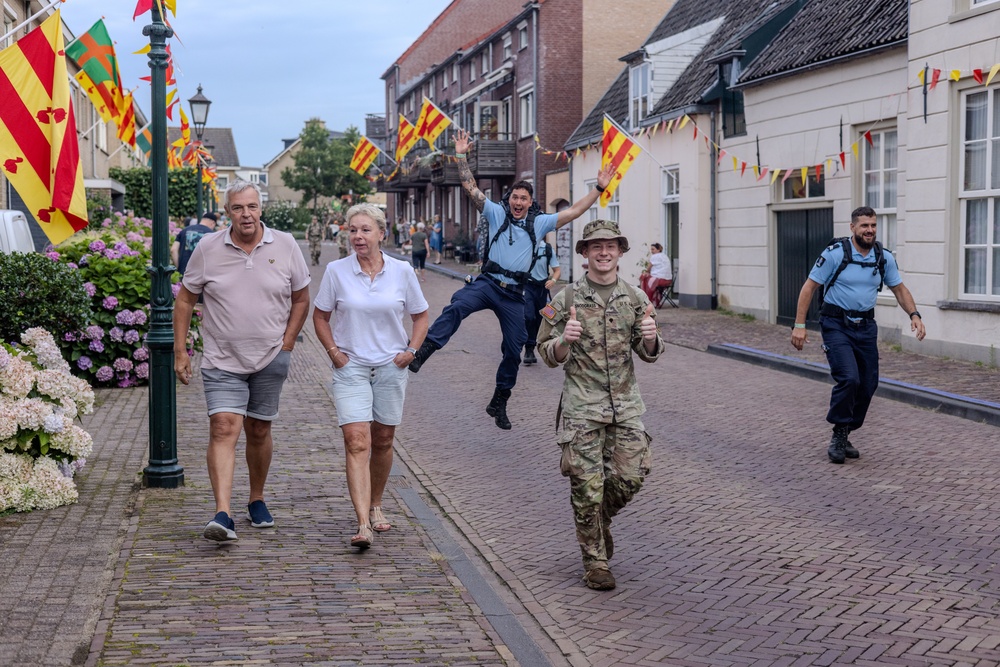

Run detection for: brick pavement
[[2, 239, 998, 666]]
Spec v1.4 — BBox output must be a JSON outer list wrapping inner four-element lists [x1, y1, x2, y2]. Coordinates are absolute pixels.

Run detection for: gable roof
[[167, 127, 239, 167], [263, 129, 345, 169], [738, 0, 907, 84]]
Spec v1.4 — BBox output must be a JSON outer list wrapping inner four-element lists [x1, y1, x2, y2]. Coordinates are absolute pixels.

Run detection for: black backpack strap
[[480, 210, 538, 285], [873, 241, 886, 292]]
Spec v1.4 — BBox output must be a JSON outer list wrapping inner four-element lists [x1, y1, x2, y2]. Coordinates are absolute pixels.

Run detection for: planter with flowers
[[0, 328, 95, 514]]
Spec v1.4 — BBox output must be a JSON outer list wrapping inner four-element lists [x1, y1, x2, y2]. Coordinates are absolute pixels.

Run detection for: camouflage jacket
[[538, 275, 664, 423]]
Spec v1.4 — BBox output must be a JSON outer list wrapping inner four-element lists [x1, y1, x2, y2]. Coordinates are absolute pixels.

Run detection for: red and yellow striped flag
[[0, 11, 88, 245], [349, 136, 380, 175], [600, 116, 641, 206], [172, 106, 190, 150], [395, 114, 418, 163], [66, 19, 125, 124], [415, 98, 452, 151], [116, 91, 137, 149]]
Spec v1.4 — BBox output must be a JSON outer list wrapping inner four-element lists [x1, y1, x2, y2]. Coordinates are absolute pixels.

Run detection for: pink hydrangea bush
[[0, 328, 95, 513]]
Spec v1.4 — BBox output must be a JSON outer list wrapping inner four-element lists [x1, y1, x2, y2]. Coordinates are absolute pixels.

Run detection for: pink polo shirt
[[182, 224, 310, 374]]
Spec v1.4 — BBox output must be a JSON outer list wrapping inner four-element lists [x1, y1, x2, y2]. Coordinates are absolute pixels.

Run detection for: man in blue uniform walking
[[409, 128, 612, 430], [791, 206, 926, 463]]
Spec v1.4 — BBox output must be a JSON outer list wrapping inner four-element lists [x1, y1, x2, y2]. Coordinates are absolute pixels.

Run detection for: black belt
[[481, 273, 521, 291], [821, 303, 874, 320]]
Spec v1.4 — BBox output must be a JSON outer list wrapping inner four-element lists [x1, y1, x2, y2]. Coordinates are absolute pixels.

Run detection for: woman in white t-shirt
[[312, 203, 429, 549], [641, 242, 673, 303]]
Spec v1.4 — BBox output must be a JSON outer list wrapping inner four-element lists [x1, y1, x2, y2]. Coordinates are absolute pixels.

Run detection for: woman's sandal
[[370, 506, 392, 533], [350, 524, 373, 549]]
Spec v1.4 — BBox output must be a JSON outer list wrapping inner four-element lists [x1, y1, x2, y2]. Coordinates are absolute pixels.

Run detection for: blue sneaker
[[203, 511, 238, 541], [246, 500, 274, 528]]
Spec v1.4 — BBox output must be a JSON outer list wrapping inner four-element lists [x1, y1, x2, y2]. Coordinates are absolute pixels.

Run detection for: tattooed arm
[[455, 128, 487, 212]]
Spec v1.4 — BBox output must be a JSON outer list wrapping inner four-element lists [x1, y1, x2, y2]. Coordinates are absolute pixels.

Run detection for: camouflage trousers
[[557, 416, 652, 571], [309, 240, 322, 265]]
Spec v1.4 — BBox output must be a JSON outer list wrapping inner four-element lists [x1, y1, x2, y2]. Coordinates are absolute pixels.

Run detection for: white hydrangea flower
[[21, 328, 70, 373], [42, 413, 66, 434], [0, 355, 35, 398], [50, 424, 93, 459], [12, 398, 48, 432]]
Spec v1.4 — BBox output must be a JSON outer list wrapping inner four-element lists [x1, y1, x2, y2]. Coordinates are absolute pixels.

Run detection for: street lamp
[[188, 85, 212, 220], [142, 1, 183, 487]]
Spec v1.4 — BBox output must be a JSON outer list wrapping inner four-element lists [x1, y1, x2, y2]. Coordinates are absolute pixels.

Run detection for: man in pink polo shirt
[[173, 181, 311, 541]]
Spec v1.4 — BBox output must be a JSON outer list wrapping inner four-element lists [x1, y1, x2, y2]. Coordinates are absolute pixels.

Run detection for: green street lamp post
[[142, 2, 183, 488], [187, 85, 211, 220]]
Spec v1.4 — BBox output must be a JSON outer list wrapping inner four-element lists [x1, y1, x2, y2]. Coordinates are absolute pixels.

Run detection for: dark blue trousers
[[820, 315, 879, 430], [426, 275, 527, 390], [523, 282, 551, 349]]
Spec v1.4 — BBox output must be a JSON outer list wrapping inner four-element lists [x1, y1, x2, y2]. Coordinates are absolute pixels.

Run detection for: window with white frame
[[960, 88, 1000, 298], [426, 82, 433, 100], [469, 62, 475, 83], [502, 33, 512, 60], [481, 51, 489, 75], [585, 179, 619, 222], [217, 175, 229, 189], [629, 62, 651, 129], [518, 21, 528, 50], [519, 88, 534, 138], [442, 72, 447, 90], [661, 167, 680, 262], [3, 11, 14, 49], [781, 169, 826, 200], [96, 120, 107, 152], [258, 172, 267, 185], [863, 128, 898, 250], [452, 63, 459, 83], [973, 0, 999, 5]]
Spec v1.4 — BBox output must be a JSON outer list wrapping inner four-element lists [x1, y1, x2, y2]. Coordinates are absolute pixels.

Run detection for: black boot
[[827, 424, 850, 464], [522, 345, 537, 365], [486, 387, 512, 430], [843, 429, 860, 459], [407, 341, 438, 373]]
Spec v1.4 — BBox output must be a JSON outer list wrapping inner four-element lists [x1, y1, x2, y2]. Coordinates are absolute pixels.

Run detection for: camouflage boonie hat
[[575, 219, 630, 254]]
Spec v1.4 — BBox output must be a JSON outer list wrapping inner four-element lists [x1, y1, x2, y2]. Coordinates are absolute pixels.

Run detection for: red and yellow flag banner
[[0, 10, 88, 245], [395, 114, 418, 163], [116, 91, 137, 149], [172, 106, 190, 150], [600, 115, 641, 206], [350, 136, 380, 175], [66, 19, 125, 124], [415, 98, 452, 151]]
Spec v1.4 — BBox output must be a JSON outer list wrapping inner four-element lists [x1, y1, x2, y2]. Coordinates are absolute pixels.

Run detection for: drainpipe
[[709, 110, 718, 309], [532, 4, 538, 189]]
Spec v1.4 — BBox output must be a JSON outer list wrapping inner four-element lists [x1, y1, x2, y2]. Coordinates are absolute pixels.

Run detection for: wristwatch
[[406, 347, 417, 355], [908, 311, 921, 319]]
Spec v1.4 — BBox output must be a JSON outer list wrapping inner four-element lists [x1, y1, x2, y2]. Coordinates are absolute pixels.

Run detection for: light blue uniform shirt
[[482, 199, 557, 284], [809, 240, 901, 312], [529, 240, 559, 282]]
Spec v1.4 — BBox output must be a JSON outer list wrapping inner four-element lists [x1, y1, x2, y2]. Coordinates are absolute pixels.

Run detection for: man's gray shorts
[[201, 350, 291, 421]]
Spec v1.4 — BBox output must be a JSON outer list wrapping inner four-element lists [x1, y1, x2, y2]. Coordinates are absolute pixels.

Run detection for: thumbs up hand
[[562, 305, 582, 344], [640, 303, 658, 341]]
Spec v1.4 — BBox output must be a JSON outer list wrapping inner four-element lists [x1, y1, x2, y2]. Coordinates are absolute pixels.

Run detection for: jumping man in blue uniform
[[409, 128, 613, 430], [791, 206, 926, 463]]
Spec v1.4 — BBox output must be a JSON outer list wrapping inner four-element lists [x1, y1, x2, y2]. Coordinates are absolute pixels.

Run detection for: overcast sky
[[56, 0, 453, 167]]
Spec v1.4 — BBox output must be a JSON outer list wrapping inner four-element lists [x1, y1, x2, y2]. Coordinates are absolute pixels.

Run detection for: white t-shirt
[[649, 252, 672, 280], [313, 252, 429, 366]]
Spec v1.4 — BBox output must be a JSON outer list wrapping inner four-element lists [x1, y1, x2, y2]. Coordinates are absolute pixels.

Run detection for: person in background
[[306, 215, 327, 266], [430, 214, 444, 265], [640, 242, 672, 304], [538, 219, 664, 591], [171, 212, 217, 275], [173, 181, 310, 542], [312, 203, 429, 549], [410, 221, 430, 281], [522, 232, 560, 366]]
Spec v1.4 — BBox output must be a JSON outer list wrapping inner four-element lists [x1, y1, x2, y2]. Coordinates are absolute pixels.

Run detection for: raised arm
[[454, 128, 486, 212], [555, 163, 615, 228]]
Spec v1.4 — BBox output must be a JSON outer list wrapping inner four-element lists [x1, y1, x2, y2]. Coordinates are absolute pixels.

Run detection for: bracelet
[[455, 152, 467, 159], [406, 347, 417, 355], [326, 346, 339, 355], [793, 323, 806, 329], [909, 310, 921, 319], [595, 184, 606, 193]]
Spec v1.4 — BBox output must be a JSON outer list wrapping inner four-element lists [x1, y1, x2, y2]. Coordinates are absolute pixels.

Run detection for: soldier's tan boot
[[583, 566, 616, 591]]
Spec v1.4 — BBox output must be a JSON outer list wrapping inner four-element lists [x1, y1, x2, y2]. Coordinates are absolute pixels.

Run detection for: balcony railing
[[469, 139, 515, 177]]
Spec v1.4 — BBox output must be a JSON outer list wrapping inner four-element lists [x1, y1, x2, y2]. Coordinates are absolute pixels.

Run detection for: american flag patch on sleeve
[[541, 303, 558, 321]]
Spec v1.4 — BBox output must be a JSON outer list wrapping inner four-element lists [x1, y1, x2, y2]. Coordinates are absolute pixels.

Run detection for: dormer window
[[720, 59, 746, 137], [629, 62, 651, 129]]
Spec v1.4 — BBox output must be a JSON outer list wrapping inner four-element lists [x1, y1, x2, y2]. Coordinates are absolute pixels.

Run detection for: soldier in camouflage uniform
[[538, 219, 664, 591], [306, 215, 326, 266]]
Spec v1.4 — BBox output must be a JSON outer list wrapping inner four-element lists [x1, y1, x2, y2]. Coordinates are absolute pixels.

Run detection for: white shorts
[[331, 359, 409, 426]]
